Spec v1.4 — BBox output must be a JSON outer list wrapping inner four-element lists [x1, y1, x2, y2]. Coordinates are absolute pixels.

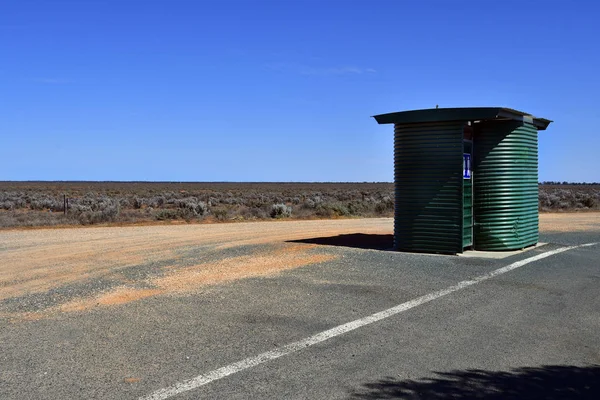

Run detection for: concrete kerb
[[459, 243, 548, 259], [383, 243, 548, 258]]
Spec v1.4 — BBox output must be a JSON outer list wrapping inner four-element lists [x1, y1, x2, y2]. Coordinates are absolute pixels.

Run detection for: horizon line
[[0, 180, 599, 185]]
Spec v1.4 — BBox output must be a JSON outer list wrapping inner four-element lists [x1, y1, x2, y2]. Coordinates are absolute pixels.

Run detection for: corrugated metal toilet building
[[373, 108, 551, 254]]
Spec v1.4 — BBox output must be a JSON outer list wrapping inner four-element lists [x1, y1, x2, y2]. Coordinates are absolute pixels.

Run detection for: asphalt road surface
[[1, 214, 599, 399]]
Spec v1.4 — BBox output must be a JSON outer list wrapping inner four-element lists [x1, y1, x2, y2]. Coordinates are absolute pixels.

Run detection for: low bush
[[154, 209, 181, 221], [174, 197, 208, 217], [270, 203, 292, 218], [212, 208, 228, 221], [375, 196, 394, 214], [68, 198, 120, 225], [315, 202, 349, 217], [0, 211, 79, 227], [1, 200, 16, 210], [30, 196, 62, 211]]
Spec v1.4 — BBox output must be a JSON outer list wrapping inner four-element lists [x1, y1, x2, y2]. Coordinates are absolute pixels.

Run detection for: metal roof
[[372, 107, 552, 130]]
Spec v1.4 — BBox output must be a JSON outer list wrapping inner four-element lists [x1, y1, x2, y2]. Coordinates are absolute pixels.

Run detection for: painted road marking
[[140, 242, 598, 400]]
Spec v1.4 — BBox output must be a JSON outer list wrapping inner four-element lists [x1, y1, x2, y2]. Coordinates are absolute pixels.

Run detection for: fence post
[[64, 195, 67, 215]]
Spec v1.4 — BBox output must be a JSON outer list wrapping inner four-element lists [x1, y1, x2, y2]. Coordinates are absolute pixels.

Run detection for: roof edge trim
[[372, 107, 552, 130]]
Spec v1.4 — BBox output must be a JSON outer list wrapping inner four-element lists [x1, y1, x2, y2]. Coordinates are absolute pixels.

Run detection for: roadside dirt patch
[[56, 243, 335, 316], [539, 212, 600, 232], [2, 218, 382, 320], [1, 215, 598, 321], [1, 219, 387, 296], [155, 243, 335, 292], [61, 288, 164, 313]]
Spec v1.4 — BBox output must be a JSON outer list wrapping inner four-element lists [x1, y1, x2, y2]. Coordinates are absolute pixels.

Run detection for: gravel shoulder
[[1, 213, 598, 321], [0, 218, 389, 320]]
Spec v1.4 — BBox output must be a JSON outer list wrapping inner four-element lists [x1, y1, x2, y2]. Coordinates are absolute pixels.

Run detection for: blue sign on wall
[[463, 154, 471, 179]]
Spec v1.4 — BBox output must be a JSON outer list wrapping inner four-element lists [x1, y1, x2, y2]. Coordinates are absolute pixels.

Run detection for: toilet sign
[[463, 153, 471, 179]]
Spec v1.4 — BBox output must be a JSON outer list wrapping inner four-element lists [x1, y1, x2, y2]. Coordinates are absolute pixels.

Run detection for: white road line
[[140, 242, 598, 400]]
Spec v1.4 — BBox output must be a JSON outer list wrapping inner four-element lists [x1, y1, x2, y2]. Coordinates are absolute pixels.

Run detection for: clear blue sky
[[1, 0, 599, 182]]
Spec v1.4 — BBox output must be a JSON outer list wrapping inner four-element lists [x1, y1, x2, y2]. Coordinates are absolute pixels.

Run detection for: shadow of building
[[349, 364, 600, 399], [288, 234, 394, 251]]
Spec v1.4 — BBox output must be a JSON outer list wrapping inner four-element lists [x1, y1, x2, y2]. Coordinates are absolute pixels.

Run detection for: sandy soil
[[1, 214, 598, 320], [0, 219, 388, 319], [538, 212, 600, 232]]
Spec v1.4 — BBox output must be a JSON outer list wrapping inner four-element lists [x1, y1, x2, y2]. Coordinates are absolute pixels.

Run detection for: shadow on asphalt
[[288, 234, 393, 250], [349, 364, 600, 399]]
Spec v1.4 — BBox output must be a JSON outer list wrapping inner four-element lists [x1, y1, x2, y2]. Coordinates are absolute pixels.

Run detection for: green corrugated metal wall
[[473, 121, 539, 250], [394, 121, 464, 253]]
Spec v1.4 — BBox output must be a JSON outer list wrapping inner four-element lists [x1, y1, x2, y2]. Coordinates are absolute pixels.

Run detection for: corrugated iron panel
[[394, 121, 464, 254], [473, 121, 539, 250]]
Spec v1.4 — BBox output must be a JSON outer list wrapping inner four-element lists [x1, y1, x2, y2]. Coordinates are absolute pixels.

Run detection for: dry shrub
[[2, 182, 597, 228], [270, 204, 292, 218]]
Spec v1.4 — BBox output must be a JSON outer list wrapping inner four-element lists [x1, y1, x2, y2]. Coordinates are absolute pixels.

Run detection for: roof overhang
[[372, 107, 552, 130]]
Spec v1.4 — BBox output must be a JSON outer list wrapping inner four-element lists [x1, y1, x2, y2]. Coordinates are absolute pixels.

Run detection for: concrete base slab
[[458, 243, 547, 259]]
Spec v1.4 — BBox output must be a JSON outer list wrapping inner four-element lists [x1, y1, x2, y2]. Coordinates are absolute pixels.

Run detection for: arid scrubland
[[0, 182, 597, 228]]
